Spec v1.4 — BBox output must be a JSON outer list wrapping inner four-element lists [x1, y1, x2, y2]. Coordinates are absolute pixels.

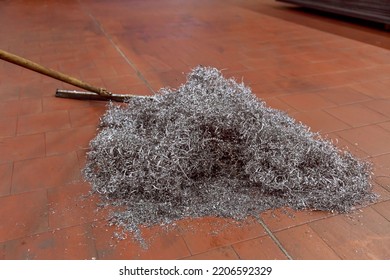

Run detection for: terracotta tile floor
[[0, 0, 389, 260]]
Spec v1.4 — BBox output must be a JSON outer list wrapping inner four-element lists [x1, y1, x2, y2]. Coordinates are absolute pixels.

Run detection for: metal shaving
[[84, 66, 377, 242]]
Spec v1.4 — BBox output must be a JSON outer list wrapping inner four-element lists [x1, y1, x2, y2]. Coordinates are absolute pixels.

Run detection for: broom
[[0, 49, 146, 102]]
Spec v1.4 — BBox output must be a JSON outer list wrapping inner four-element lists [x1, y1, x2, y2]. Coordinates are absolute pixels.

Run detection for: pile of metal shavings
[[84, 66, 377, 244]]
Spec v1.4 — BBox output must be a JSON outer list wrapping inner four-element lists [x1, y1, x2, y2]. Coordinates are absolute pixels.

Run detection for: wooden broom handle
[[0, 49, 111, 96]]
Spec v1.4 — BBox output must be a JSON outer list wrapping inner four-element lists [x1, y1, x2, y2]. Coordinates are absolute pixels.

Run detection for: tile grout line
[[255, 216, 293, 260], [370, 204, 390, 223], [80, 2, 155, 94], [306, 222, 343, 259]]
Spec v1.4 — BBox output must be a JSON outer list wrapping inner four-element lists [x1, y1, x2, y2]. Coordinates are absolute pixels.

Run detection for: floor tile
[[0, 133, 45, 164], [0, 99, 42, 118], [3, 223, 97, 260], [12, 152, 81, 193], [275, 224, 340, 259], [325, 104, 388, 127], [178, 216, 266, 255], [0, 243, 4, 260], [317, 86, 372, 105], [0, 100, 21, 118], [69, 106, 106, 128], [364, 99, 390, 118], [263, 97, 296, 114], [371, 153, 390, 177], [292, 110, 350, 134], [232, 235, 288, 260], [0, 190, 48, 242], [279, 92, 335, 111], [372, 183, 390, 202], [17, 110, 70, 135], [310, 208, 390, 259], [376, 176, 390, 193], [19, 82, 59, 99], [378, 121, 390, 132], [371, 201, 390, 221], [350, 80, 390, 99], [42, 96, 91, 112], [18, 98, 43, 116], [370, 153, 390, 191], [48, 182, 104, 229], [336, 125, 390, 156], [260, 208, 333, 232], [183, 246, 239, 260], [0, 85, 21, 101], [325, 132, 370, 159], [93, 221, 190, 260], [0, 163, 13, 197], [0, 117, 17, 138], [45, 125, 97, 156]]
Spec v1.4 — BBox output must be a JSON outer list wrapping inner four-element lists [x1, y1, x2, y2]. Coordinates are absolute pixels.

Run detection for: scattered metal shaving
[[84, 66, 377, 243]]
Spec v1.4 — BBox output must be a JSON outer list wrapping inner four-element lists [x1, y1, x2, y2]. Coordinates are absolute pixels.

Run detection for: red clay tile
[[45, 126, 97, 156], [233, 69, 283, 85], [371, 153, 390, 191], [310, 208, 390, 259], [375, 176, 390, 191], [325, 104, 388, 127], [325, 132, 370, 159], [3, 223, 97, 259], [292, 110, 350, 134], [249, 82, 283, 98], [378, 121, 390, 132], [0, 117, 17, 138], [0, 163, 13, 197], [0, 133, 45, 164], [0, 85, 21, 101], [76, 149, 89, 171], [274, 77, 326, 94], [260, 208, 333, 232], [101, 75, 146, 93], [69, 106, 106, 128], [42, 96, 90, 112], [279, 93, 335, 111], [183, 246, 239, 260], [12, 152, 81, 193], [263, 97, 296, 114], [178, 216, 266, 255], [93, 221, 190, 260], [336, 125, 390, 156], [372, 183, 390, 202], [47, 182, 104, 229], [232, 235, 288, 260], [0, 100, 21, 118], [371, 153, 390, 177], [372, 201, 390, 221], [309, 65, 390, 88], [317, 86, 371, 105], [0, 243, 4, 260], [18, 98, 43, 116], [19, 82, 59, 99], [17, 110, 70, 135], [123, 83, 154, 96], [0, 190, 48, 242], [364, 99, 390, 118], [350, 80, 390, 99], [140, 54, 173, 72], [275, 224, 340, 259], [280, 60, 350, 78]]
